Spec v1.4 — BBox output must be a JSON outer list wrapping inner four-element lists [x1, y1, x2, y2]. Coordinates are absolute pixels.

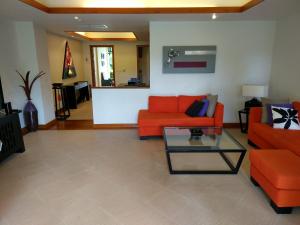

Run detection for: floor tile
[[0, 129, 298, 225]]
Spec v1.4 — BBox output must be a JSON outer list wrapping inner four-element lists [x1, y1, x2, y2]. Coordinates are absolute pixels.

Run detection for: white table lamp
[[242, 85, 268, 98], [242, 85, 268, 109]]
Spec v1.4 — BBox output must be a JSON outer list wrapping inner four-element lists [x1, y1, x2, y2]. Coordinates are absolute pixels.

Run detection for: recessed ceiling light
[[74, 16, 79, 20], [212, 13, 217, 20], [78, 24, 109, 30]]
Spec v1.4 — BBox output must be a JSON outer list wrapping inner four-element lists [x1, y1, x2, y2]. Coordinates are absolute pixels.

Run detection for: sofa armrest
[[293, 101, 300, 112], [248, 107, 262, 142], [138, 109, 147, 120], [214, 102, 224, 127], [249, 107, 262, 125]]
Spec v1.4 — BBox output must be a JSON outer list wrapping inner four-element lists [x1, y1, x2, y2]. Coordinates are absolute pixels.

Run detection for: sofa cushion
[[266, 103, 293, 125], [261, 98, 290, 123], [252, 123, 300, 156], [138, 110, 214, 127], [272, 106, 300, 130], [185, 100, 204, 117], [149, 96, 178, 113], [250, 150, 300, 189], [199, 99, 209, 117], [207, 94, 218, 117], [178, 95, 206, 113]]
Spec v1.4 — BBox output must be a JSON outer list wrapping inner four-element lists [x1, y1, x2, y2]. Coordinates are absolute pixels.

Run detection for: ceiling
[[0, 0, 299, 41]]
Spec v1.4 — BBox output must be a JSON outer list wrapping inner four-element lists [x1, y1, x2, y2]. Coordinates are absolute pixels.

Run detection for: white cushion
[[272, 106, 300, 130]]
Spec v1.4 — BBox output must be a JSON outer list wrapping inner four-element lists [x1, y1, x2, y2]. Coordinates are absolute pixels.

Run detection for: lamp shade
[[242, 85, 268, 98]]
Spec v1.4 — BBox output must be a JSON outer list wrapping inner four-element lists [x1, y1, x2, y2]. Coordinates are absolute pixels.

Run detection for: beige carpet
[[0, 129, 299, 225], [68, 100, 93, 120]]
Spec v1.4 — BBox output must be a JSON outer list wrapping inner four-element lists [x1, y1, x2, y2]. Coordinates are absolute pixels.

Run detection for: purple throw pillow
[[198, 99, 209, 117], [267, 103, 293, 125]]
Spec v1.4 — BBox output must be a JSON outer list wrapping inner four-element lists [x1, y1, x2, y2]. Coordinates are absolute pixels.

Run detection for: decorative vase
[[23, 100, 38, 132]]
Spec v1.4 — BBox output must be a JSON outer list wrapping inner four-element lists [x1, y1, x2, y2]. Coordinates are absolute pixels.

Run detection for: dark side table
[[238, 109, 249, 133]]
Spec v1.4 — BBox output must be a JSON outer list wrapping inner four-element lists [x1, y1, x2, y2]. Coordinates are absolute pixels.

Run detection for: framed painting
[[62, 42, 77, 79], [162, 46, 217, 74]]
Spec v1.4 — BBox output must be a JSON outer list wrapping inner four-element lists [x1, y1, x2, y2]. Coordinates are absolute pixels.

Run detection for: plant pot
[[23, 100, 38, 132]]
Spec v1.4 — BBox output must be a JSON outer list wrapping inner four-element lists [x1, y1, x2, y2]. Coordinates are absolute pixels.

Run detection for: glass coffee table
[[163, 127, 246, 175]]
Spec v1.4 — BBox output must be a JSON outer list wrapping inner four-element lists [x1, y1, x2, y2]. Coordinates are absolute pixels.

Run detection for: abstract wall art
[[62, 42, 77, 79], [162, 46, 217, 74]]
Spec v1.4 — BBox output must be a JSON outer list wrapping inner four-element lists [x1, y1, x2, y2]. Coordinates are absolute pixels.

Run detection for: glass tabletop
[[163, 127, 245, 152]]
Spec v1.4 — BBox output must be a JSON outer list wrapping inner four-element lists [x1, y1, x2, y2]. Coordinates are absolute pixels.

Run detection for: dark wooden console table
[[64, 81, 90, 109], [238, 109, 249, 133], [0, 113, 25, 162]]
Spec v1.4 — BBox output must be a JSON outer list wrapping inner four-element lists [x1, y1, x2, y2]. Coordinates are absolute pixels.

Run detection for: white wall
[[0, 21, 55, 127], [92, 21, 276, 124], [82, 41, 148, 86], [150, 21, 275, 122], [47, 33, 85, 84], [0, 21, 26, 127], [270, 13, 300, 101], [34, 25, 55, 124], [92, 88, 150, 124], [114, 43, 138, 85]]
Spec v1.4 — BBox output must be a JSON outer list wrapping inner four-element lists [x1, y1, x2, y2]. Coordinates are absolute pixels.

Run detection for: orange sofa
[[138, 95, 224, 139], [248, 102, 300, 213]]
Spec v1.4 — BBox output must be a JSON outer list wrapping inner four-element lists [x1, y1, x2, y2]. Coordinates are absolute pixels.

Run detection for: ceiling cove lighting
[[66, 31, 137, 41], [19, 0, 264, 14]]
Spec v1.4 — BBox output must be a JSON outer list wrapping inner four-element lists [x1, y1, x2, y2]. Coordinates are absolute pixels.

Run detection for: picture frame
[[162, 46, 217, 74]]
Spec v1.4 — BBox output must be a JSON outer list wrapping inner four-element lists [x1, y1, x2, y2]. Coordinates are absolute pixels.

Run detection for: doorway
[[90, 45, 115, 87]]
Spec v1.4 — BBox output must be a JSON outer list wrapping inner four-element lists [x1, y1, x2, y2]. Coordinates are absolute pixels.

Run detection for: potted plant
[[17, 71, 45, 132]]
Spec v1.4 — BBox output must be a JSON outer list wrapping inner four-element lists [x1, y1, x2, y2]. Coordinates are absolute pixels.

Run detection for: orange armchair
[[248, 101, 300, 214]]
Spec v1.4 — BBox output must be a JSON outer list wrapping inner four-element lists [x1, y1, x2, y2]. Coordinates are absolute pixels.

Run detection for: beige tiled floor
[[68, 100, 93, 120], [0, 129, 299, 225]]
